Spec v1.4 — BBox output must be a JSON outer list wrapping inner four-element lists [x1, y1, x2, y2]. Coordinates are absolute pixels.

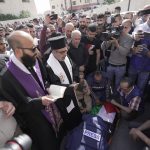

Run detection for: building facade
[[0, 0, 37, 17], [49, 0, 65, 15], [49, 0, 103, 14]]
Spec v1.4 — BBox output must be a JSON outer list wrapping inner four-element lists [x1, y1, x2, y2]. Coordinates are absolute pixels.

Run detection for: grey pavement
[[109, 102, 150, 150]]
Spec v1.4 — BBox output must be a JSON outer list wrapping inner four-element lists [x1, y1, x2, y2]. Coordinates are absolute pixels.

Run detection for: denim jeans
[[128, 66, 150, 94], [107, 65, 126, 91]]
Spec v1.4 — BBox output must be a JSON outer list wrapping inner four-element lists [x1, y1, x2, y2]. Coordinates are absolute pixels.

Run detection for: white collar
[[10, 53, 31, 74]]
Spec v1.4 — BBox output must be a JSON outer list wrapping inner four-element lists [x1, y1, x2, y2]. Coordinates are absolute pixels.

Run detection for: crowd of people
[[0, 4, 150, 150]]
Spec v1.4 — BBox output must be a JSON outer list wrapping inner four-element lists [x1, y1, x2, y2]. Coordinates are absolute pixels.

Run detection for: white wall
[[0, 0, 37, 17], [49, 0, 64, 14], [84, 0, 150, 15]]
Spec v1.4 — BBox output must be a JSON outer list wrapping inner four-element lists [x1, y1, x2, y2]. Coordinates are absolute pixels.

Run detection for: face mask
[[21, 53, 36, 68]]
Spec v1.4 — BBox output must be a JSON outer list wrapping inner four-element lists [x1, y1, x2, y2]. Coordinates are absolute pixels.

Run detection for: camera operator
[[128, 10, 150, 95], [101, 19, 134, 92]]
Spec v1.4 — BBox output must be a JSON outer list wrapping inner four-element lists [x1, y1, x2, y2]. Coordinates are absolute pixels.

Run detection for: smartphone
[[141, 32, 150, 49], [72, 13, 76, 18], [50, 14, 58, 20]]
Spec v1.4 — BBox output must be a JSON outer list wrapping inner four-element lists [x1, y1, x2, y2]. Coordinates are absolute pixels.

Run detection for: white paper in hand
[[66, 100, 75, 113], [47, 85, 67, 102]]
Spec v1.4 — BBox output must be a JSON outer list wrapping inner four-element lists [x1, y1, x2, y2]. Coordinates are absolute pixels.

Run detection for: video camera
[[0, 134, 32, 150], [49, 14, 58, 20], [101, 25, 123, 41]]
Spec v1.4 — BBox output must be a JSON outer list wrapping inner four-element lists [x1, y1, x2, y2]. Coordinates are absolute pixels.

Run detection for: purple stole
[[7, 60, 62, 135]]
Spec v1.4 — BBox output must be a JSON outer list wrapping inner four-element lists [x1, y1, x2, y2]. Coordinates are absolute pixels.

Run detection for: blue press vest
[[119, 86, 143, 112]]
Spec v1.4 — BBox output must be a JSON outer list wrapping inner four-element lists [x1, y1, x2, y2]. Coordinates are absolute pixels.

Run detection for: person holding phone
[[129, 14, 150, 94], [81, 23, 100, 76]]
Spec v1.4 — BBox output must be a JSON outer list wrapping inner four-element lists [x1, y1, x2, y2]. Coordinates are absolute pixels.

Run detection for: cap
[[47, 35, 66, 50]]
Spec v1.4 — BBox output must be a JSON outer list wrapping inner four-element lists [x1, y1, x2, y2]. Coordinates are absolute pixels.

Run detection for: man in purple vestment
[[0, 31, 64, 150]]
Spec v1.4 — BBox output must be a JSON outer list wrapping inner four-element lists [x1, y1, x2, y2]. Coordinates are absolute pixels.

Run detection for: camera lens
[[4, 134, 32, 150]]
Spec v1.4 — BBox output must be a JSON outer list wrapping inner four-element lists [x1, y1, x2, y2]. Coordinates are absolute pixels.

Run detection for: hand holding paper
[[41, 95, 54, 106], [46, 85, 67, 102]]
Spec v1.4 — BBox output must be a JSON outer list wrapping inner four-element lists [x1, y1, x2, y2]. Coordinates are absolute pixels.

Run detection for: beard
[[21, 53, 36, 68], [80, 25, 86, 29]]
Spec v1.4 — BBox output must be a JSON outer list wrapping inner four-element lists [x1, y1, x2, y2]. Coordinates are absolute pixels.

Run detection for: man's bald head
[[65, 22, 74, 38], [8, 31, 33, 51], [65, 22, 74, 30]]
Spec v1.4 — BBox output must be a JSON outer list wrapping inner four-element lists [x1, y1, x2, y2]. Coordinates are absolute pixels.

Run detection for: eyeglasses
[[18, 46, 37, 53]]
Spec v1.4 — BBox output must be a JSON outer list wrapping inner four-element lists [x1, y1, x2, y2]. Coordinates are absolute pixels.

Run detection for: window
[[85, 0, 90, 3], [52, 5, 55, 9], [72, 1, 76, 5], [22, 0, 30, 2], [0, 0, 5, 2]]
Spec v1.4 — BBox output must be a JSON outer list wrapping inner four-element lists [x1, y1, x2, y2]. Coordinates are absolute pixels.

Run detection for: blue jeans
[[107, 65, 126, 91], [128, 66, 150, 94]]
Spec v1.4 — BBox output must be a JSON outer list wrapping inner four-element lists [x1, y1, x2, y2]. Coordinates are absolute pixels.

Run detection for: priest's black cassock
[[46, 35, 82, 131], [0, 54, 82, 150]]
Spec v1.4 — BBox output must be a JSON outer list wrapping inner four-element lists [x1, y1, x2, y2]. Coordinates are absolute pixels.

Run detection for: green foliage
[[0, 14, 19, 21], [104, 0, 115, 4], [19, 10, 30, 18], [0, 10, 30, 21]]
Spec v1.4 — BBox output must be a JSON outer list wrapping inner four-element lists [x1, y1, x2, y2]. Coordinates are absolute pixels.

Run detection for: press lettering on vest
[[83, 129, 101, 141]]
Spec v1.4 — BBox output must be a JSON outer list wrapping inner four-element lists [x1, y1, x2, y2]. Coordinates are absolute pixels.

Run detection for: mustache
[[32, 53, 37, 58]]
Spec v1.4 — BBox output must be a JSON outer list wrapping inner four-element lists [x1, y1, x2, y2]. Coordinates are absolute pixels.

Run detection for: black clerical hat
[[47, 35, 66, 50]]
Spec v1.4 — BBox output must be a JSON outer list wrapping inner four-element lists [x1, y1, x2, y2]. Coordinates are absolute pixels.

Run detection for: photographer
[[129, 10, 150, 94], [101, 19, 134, 92]]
